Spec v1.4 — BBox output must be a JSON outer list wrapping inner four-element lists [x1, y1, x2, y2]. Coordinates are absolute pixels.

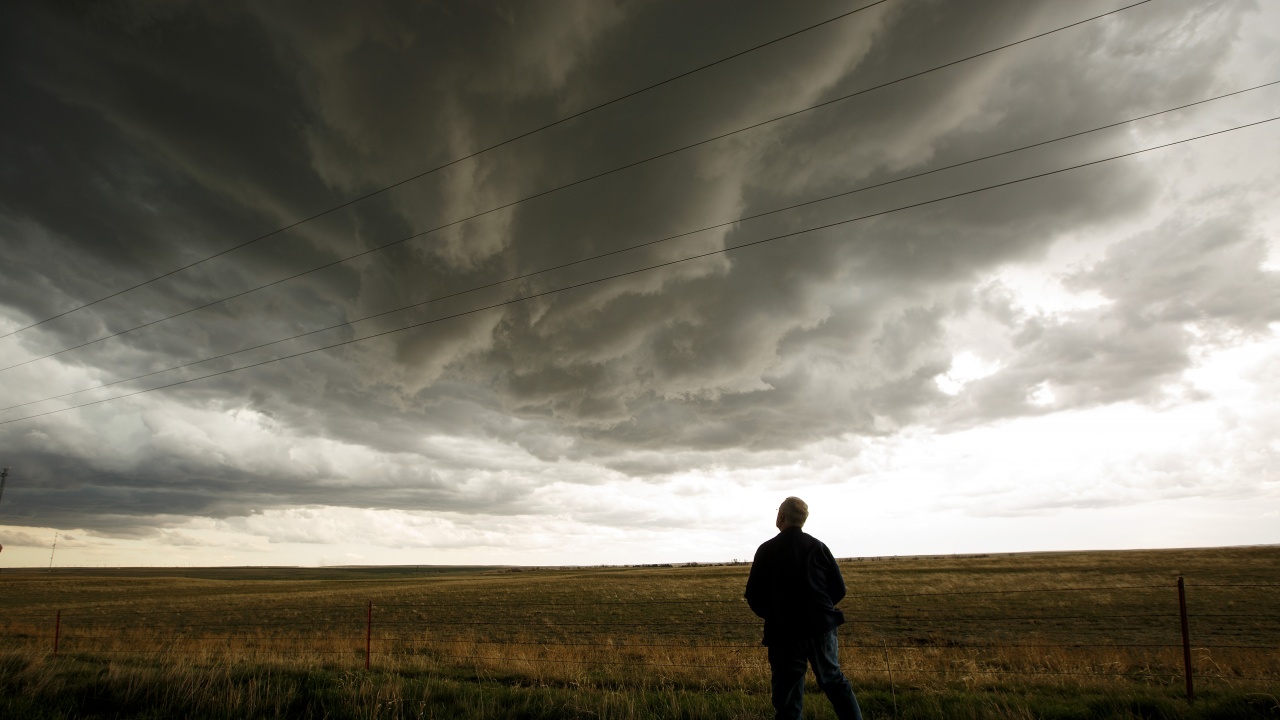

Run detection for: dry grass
[[1, 547, 1277, 718]]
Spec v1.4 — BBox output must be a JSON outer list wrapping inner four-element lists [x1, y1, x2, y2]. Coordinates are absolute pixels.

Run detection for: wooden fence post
[[365, 601, 372, 671], [1178, 576, 1194, 704], [53, 610, 61, 657]]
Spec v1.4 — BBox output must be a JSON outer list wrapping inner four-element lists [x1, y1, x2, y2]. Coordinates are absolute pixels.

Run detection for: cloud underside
[[0, 0, 1277, 535]]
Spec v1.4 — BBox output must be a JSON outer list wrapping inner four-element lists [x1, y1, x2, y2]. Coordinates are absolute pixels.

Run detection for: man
[[744, 496, 863, 720]]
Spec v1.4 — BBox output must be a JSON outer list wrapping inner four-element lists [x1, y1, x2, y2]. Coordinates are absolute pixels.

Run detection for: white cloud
[[935, 351, 1003, 395], [1027, 381, 1055, 407]]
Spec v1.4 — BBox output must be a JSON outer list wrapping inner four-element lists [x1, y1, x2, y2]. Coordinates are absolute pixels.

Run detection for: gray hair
[[779, 496, 809, 527]]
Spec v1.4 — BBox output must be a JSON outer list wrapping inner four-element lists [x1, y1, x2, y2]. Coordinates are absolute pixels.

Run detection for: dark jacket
[[743, 527, 846, 646]]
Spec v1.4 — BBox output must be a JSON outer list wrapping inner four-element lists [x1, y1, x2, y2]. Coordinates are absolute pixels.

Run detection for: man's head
[[775, 496, 809, 530]]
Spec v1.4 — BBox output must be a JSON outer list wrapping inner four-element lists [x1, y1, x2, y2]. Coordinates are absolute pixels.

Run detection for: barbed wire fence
[[2, 576, 1276, 706]]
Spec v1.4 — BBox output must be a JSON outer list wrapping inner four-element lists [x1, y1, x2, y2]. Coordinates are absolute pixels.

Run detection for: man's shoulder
[[756, 528, 836, 551], [753, 530, 794, 560], [758, 528, 824, 551], [803, 532, 832, 551], [788, 529, 836, 557], [786, 527, 822, 544], [754, 534, 780, 555]]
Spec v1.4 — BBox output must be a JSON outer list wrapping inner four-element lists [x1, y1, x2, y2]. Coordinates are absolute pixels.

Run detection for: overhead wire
[[0, 0, 1150, 371], [1, 113, 1276, 427], [3, 79, 1275, 414], [0, 0, 897, 340]]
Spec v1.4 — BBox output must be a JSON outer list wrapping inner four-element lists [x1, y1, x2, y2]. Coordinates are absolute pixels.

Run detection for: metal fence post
[[365, 601, 372, 671], [1177, 576, 1194, 704], [882, 639, 898, 719], [53, 610, 61, 657]]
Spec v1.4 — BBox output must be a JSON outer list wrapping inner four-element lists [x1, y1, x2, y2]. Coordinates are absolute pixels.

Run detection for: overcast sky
[[1, 0, 1277, 568]]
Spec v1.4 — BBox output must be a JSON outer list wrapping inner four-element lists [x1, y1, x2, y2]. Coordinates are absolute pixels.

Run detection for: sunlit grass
[[1, 547, 1277, 718]]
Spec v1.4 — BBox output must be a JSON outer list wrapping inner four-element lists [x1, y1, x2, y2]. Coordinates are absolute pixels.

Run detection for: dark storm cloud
[[0, 0, 1270, 534], [0, 2, 332, 286]]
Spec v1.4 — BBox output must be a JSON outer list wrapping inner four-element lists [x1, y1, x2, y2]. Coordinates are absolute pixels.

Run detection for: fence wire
[[2, 579, 1275, 695]]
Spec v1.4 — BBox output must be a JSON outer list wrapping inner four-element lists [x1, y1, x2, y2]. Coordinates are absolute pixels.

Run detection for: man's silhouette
[[745, 496, 863, 720]]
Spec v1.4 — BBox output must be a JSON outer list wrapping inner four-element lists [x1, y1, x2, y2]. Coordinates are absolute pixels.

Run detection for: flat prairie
[[1, 546, 1277, 719]]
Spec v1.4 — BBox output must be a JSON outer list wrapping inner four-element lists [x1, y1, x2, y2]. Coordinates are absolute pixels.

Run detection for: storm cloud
[[1, 0, 1277, 562]]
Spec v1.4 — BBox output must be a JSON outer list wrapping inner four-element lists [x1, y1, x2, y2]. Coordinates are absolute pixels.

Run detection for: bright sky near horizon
[[1, 0, 1278, 568]]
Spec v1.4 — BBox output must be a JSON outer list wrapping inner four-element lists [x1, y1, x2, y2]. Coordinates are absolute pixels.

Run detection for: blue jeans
[[767, 630, 863, 720]]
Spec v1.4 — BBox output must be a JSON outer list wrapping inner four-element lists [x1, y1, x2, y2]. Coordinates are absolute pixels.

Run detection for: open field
[[2, 547, 1278, 719]]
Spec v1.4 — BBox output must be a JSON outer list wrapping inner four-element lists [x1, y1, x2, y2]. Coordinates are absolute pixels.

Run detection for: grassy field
[[1, 547, 1278, 719]]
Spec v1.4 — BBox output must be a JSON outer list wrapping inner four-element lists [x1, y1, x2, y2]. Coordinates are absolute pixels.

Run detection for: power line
[[2, 114, 1274, 427], [0, 0, 1150, 371], [4, 80, 1273, 414], [0, 0, 897, 341]]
